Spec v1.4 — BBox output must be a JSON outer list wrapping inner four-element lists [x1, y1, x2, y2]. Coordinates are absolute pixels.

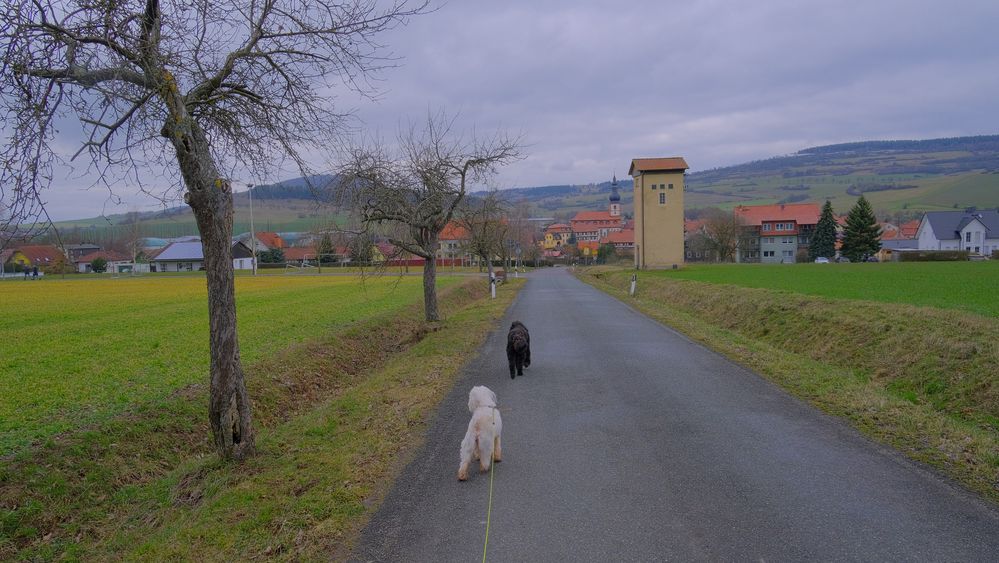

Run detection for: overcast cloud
[[38, 0, 999, 220]]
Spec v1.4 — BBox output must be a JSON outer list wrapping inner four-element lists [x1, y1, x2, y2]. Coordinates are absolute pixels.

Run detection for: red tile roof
[[628, 157, 689, 175], [545, 223, 572, 233], [77, 250, 130, 263], [733, 203, 821, 227], [12, 245, 65, 265], [439, 222, 470, 241], [899, 219, 920, 238], [601, 230, 634, 244], [571, 211, 617, 222], [255, 231, 285, 249], [283, 247, 317, 261], [684, 218, 708, 233]]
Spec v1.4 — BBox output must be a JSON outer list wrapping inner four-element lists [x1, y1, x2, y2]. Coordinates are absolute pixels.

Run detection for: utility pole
[[248, 183, 257, 276]]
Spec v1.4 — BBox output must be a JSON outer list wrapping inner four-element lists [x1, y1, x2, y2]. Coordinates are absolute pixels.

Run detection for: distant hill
[[49, 135, 999, 244], [496, 135, 999, 220]]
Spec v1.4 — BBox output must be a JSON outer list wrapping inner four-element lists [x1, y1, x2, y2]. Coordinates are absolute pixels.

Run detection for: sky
[[35, 0, 999, 220]]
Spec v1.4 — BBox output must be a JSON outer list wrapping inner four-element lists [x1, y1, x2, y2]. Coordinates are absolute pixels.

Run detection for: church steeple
[[609, 174, 621, 217]]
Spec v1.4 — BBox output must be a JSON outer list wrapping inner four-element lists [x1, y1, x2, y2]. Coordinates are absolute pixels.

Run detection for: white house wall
[[958, 219, 995, 254], [916, 220, 940, 250]]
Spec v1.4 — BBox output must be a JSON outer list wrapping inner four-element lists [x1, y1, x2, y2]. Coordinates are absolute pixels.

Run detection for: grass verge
[[1, 278, 522, 561], [640, 261, 999, 318], [580, 268, 999, 504]]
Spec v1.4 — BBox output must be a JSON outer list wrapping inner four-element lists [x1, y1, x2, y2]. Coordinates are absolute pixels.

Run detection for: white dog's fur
[[458, 386, 503, 481]]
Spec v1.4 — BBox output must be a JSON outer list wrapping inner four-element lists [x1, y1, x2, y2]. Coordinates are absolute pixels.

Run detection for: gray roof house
[[150, 241, 255, 272], [916, 209, 999, 255]]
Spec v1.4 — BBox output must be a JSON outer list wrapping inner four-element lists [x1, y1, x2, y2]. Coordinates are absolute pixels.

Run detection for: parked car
[[814, 257, 830, 264], [835, 256, 851, 263]]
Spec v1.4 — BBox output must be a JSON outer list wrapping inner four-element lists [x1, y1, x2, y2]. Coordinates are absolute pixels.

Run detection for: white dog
[[458, 386, 503, 481]]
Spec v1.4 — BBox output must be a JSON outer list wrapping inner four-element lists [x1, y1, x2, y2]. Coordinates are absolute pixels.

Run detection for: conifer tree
[[809, 200, 838, 260], [841, 195, 881, 261]]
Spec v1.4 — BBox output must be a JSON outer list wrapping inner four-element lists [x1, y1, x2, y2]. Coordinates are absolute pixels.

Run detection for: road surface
[[352, 268, 999, 561]]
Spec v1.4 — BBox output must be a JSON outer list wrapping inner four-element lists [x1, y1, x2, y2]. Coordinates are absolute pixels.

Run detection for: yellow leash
[[481, 453, 496, 562], [481, 406, 498, 562]]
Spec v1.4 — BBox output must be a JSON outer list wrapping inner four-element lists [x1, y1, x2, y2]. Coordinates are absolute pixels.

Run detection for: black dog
[[506, 321, 531, 378]]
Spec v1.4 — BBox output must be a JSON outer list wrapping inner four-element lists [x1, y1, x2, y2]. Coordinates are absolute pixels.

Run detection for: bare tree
[[457, 189, 507, 281], [1, 0, 428, 460], [337, 112, 522, 321], [702, 208, 742, 262]]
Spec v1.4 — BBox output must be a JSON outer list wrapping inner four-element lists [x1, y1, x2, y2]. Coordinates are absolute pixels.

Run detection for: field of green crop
[[643, 261, 999, 317], [0, 274, 455, 455]]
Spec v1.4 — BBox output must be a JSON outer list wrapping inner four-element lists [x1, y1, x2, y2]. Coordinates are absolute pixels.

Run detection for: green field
[[643, 261, 999, 317], [0, 274, 456, 455]]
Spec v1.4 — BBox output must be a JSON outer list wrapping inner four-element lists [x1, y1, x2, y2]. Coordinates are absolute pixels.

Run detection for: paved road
[[352, 268, 999, 562]]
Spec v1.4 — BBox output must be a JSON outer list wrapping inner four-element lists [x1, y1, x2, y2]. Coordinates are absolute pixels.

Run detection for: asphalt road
[[351, 268, 999, 562]]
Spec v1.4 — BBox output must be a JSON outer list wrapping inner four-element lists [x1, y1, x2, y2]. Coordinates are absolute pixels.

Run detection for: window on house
[[659, 192, 666, 205], [651, 184, 657, 190], [668, 183, 674, 190], [966, 232, 972, 242], [783, 250, 793, 257]]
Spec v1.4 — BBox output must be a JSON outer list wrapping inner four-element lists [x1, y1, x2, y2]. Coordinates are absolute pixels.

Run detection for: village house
[[436, 221, 474, 266], [5, 245, 67, 272], [75, 250, 132, 273], [149, 241, 255, 272], [916, 208, 999, 256], [542, 223, 572, 250], [734, 203, 821, 264], [64, 243, 102, 262], [569, 178, 625, 244], [235, 231, 285, 254]]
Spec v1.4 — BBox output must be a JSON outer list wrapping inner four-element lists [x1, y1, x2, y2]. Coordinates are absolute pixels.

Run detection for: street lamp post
[[248, 183, 257, 276]]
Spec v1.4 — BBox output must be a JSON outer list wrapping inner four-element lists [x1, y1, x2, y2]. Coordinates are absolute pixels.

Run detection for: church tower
[[609, 175, 621, 217]]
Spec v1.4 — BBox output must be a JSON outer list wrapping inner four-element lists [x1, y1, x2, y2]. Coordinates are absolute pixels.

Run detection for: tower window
[[668, 183, 674, 190], [659, 192, 666, 205], [651, 184, 657, 190]]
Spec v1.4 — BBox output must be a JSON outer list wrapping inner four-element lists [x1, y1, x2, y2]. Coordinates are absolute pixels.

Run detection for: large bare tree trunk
[[165, 102, 255, 461], [423, 250, 439, 322]]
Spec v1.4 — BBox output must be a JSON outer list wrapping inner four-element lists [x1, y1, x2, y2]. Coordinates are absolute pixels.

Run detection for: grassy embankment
[[581, 262, 999, 504], [1, 274, 522, 560]]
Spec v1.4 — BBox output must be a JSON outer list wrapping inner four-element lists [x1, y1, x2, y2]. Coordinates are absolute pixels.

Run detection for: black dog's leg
[[507, 346, 516, 379], [524, 346, 531, 369], [516, 353, 524, 376]]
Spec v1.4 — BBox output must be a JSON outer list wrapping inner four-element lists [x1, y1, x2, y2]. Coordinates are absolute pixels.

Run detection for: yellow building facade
[[629, 157, 689, 269]]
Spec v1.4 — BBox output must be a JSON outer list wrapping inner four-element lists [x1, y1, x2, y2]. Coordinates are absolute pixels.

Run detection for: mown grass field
[[2, 273, 520, 560], [0, 274, 457, 455], [647, 261, 999, 317]]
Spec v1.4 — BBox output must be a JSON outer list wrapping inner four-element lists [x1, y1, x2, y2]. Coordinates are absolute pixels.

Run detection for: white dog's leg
[[493, 434, 502, 462], [458, 428, 476, 481], [478, 428, 494, 473]]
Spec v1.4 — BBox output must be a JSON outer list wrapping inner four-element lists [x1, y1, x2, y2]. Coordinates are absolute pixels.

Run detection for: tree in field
[[348, 232, 375, 264], [809, 200, 838, 260], [457, 189, 507, 281], [316, 232, 336, 265], [596, 243, 615, 264], [841, 195, 881, 261], [257, 248, 284, 264], [1, 0, 428, 460], [337, 112, 523, 321], [91, 256, 108, 273]]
